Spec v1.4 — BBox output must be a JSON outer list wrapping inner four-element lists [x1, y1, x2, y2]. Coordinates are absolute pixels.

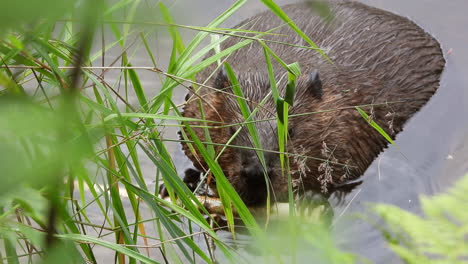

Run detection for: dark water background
[[89, 0, 468, 262]]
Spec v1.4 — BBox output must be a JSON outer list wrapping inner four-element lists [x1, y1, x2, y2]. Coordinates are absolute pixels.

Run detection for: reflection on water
[[93, 0, 468, 262]]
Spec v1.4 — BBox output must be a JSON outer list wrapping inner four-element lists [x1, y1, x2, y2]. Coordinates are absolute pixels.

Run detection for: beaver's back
[[198, 1, 444, 98]]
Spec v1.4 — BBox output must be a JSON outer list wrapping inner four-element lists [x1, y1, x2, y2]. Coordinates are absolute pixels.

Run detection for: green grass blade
[[159, 2, 185, 54], [356, 106, 395, 144], [260, 0, 331, 62], [127, 64, 149, 111], [57, 234, 159, 264], [183, 120, 260, 232], [148, 0, 247, 114], [223, 63, 271, 220]]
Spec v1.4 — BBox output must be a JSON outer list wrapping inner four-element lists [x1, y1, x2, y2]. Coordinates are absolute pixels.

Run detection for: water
[[328, 1, 468, 262], [93, 0, 468, 262]]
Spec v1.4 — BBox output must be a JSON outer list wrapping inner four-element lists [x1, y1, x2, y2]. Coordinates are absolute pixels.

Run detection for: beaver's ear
[[214, 67, 231, 90], [305, 70, 323, 99]]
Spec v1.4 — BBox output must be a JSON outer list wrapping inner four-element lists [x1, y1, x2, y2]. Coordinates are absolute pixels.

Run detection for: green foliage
[[374, 174, 468, 264], [0, 0, 77, 34], [0, 0, 359, 263], [248, 216, 359, 264]]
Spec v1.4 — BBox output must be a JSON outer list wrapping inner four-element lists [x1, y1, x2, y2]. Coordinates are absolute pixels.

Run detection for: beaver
[[174, 1, 445, 206]]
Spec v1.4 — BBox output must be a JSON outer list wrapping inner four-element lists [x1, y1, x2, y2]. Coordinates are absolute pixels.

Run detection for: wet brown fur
[[180, 1, 445, 205]]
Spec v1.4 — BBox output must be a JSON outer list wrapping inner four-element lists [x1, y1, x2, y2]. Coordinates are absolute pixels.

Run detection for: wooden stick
[[163, 195, 328, 221]]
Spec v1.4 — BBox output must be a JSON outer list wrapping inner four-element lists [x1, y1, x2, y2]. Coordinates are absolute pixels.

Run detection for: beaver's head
[[202, 68, 324, 205]]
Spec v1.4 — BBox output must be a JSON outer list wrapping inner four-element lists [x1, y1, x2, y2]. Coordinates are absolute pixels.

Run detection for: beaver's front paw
[[182, 168, 202, 192]]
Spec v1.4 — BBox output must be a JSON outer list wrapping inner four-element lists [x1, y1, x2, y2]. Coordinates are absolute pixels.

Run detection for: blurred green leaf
[[374, 174, 468, 264], [0, 0, 77, 34]]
